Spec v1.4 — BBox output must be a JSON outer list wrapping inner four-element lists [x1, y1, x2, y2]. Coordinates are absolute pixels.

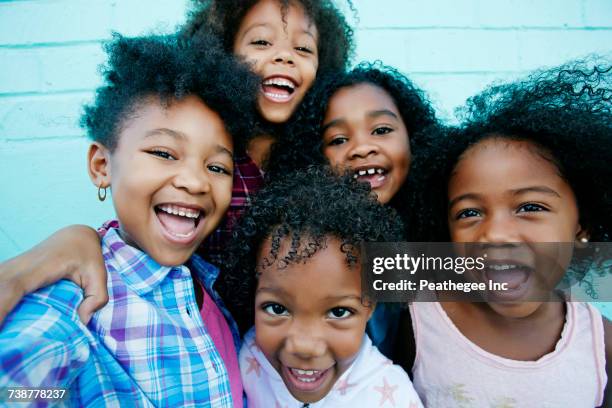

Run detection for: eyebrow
[[239, 23, 316, 42], [322, 110, 399, 133], [368, 109, 399, 120], [448, 193, 480, 210], [146, 128, 187, 140], [256, 286, 286, 296], [145, 128, 234, 157], [322, 294, 362, 302], [510, 186, 561, 198], [448, 186, 562, 209]]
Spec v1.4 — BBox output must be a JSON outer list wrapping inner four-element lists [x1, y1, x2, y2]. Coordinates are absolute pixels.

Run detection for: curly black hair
[[81, 33, 259, 151], [182, 0, 355, 74], [265, 62, 439, 236], [218, 165, 404, 332], [408, 60, 612, 245]]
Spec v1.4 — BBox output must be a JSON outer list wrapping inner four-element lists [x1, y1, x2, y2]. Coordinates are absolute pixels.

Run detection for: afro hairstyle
[[81, 33, 259, 152], [264, 62, 439, 236], [408, 60, 612, 246], [182, 0, 355, 74], [217, 165, 405, 332]]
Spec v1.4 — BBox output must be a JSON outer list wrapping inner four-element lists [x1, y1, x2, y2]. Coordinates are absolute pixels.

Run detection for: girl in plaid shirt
[[0, 33, 258, 407], [0, 0, 355, 322]]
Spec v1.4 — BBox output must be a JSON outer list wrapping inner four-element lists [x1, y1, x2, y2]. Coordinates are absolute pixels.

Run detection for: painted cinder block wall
[[1, 0, 611, 315]]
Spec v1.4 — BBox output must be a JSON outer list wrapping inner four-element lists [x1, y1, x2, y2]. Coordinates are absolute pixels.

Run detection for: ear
[[575, 224, 590, 248], [366, 300, 377, 321], [87, 142, 112, 188]]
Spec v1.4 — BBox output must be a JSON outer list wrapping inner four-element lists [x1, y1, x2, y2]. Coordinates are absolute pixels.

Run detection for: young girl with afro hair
[[263, 62, 439, 355], [397, 61, 612, 407], [226, 166, 424, 407], [0, 0, 356, 323]]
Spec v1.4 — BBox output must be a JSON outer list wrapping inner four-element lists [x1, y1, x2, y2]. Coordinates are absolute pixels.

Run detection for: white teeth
[[355, 167, 386, 177], [488, 264, 519, 271], [263, 77, 295, 89], [158, 204, 200, 219]]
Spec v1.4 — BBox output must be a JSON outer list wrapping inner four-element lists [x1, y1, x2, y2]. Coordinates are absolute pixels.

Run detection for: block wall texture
[[1, 0, 611, 315]]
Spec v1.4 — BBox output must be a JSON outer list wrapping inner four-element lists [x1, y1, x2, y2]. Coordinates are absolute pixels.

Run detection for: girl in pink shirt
[[401, 61, 612, 407]]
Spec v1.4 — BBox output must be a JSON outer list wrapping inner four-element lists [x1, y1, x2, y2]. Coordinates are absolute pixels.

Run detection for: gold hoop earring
[[98, 185, 107, 202]]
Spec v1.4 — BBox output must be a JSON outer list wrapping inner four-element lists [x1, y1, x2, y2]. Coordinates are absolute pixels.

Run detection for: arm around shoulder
[[0, 225, 108, 327]]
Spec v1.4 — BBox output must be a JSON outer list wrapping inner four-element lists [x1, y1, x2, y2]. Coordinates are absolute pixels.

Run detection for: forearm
[[0, 225, 106, 325]]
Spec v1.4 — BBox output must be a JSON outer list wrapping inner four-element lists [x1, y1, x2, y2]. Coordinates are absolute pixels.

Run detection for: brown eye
[[148, 149, 176, 160], [372, 126, 393, 135], [517, 203, 548, 213], [263, 303, 289, 316], [327, 307, 353, 319], [456, 208, 481, 220]]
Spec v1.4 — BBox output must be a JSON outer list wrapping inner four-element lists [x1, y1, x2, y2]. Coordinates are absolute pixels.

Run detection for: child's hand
[[0, 225, 108, 326]]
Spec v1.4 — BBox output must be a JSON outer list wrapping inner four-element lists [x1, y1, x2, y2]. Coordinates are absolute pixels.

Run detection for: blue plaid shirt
[[0, 227, 239, 407]]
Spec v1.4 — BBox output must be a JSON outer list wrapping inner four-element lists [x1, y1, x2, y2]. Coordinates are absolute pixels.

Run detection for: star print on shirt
[[373, 377, 398, 407], [335, 378, 356, 395], [246, 356, 261, 376]]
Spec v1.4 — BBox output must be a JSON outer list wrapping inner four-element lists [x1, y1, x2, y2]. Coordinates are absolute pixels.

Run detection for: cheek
[[212, 178, 233, 211], [255, 320, 284, 360], [331, 329, 364, 364], [323, 148, 345, 168], [301, 60, 318, 89], [392, 138, 411, 176]]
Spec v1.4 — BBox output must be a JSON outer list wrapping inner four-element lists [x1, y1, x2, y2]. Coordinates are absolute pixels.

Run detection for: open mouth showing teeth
[[484, 263, 532, 290], [262, 77, 297, 101], [288, 367, 328, 383], [353, 167, 386, 178], [155, 204, 204, 239]]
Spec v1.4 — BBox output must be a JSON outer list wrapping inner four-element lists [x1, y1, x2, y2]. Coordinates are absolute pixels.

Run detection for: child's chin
[[149, 246, 198, 267]]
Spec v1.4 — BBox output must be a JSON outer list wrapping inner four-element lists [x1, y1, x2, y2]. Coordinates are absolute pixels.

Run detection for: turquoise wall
[[1, 0, 611, 314]]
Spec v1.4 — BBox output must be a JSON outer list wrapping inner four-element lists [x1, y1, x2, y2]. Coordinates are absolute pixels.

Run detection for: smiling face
[[447, 137, 583, 316], [322, 83, 411, 204], [233, 0, 318, 123], [254, 236, 372, 403], [88, 95, 233, 266]]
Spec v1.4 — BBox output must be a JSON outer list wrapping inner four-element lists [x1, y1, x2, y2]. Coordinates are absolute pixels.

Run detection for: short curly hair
[[265, 63, 439, 235], [408, 60, 612, 244], [182, 0, 355, 74], [218, 165, 404, 332], [81, 33, 259, 151]]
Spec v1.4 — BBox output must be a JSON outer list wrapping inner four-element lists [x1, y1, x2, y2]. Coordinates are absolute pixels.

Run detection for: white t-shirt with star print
[[239, 328, 423, 408]]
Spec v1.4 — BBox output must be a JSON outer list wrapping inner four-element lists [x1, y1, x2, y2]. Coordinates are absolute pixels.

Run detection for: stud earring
[[98, 184, 107, 202], [579, 237, 588, 244]]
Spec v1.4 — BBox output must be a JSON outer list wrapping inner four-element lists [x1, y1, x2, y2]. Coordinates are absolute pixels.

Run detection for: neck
[[247, 134, 276, 168]]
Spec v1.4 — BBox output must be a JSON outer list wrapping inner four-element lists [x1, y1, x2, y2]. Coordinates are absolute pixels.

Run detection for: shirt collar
[[102, 227, 181, 296], [102, 227, 223, 296]]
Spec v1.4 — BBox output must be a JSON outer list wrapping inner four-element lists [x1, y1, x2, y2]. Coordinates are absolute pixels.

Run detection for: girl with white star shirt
[[228, 167, 423, 408]]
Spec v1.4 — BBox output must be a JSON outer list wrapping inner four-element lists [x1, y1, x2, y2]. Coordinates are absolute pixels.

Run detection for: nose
[[348, 136, 379, 160], [272, 44, 295, 65], [284, 323, 327, 360], [172, 161, 211, 195], [478, 212, 518, 243]]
